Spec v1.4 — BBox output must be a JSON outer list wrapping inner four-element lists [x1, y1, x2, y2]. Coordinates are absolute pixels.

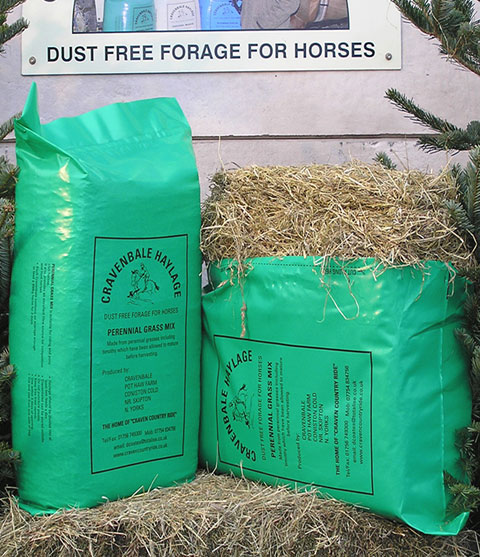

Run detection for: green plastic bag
[[11, 84, 201, 514], [200, 257, 471, 535]]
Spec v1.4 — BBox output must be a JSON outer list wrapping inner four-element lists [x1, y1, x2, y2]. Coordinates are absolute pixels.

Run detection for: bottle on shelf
[[154, 0, 200, 31], [103, 0, 156, 32], [199, 0, 241, 30]]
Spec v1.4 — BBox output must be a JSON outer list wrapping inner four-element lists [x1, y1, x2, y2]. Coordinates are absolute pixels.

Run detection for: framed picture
[[22, 0, 401, 74]]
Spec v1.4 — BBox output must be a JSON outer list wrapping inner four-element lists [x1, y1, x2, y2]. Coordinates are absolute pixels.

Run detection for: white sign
[[21, 0, 401, 74]]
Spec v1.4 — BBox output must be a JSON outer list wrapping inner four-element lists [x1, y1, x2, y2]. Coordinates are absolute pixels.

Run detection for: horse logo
[[229, 384, 254, 429], [128, 263, 159, 303]]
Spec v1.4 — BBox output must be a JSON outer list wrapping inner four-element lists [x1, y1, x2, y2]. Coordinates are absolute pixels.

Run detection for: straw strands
[[1, 472, 479, 557], [201, 163, 476, 269]]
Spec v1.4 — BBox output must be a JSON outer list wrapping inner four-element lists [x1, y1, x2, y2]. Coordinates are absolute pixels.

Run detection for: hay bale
[[0, 472, 478, 556], [201, 162, 475, 269]]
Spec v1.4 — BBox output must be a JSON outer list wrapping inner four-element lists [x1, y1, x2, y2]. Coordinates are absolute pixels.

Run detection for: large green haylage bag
[[11, 84, 201, 514], [200, 257, 471, 535]]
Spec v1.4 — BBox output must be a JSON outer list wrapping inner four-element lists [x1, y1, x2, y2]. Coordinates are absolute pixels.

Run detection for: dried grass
[[201, 162, 475, 269], [0, 472, 478, 557]]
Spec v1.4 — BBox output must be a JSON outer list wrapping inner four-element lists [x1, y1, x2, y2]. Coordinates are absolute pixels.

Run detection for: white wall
[[2, 6, 479, 197]]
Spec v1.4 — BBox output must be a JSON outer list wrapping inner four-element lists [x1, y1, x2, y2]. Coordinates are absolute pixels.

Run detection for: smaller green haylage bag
[[11, 84, 201, 514], [200, 257, 471, 535]]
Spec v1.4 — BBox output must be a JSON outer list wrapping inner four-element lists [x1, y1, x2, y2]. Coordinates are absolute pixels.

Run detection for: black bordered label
[[215, 335, 374, 495], [90, 235, 188, 474]]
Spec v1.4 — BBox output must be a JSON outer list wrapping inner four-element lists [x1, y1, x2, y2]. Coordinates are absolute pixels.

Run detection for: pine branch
[[0, 0, 28, 54], [457, 266, 480, 282], [0, 442, 16, 462], [431, 0, 475, 36], [446, 148, 480, 262], [385, 88, 460, 134], [0, 358, 14, 388], [391, 0, 480, 76], [0, 0, 26, 494], [0, 366, 13, 386], [374, 152, 397, 170], [0, 441, 19, 486], [417, 135, 452, 153], [0, 115, 18, 141], [461, 147, 480, 229], [462, 294, 480, 331], [391, 0, 433, 34], [470, 348, 480, 421], [455, 327, 479, 354], [457, 424, 480, 479], [0, 158, 17, 199], [0, 0, 29, 12], [0, 237, 12, 308], [0, 353, 14, 489], [0, 365, 13, 426], [468, 421, 480, 435], [0, 348, 10, 369], [445, 471, 480, 514], [0, 17, 27, 53], [445, 199, 475, 233], [451, 162, 469, 198], [417, 121, 480, 152]]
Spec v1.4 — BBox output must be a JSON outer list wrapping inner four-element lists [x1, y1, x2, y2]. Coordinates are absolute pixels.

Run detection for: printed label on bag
[[90, 235, 188, 473], [29, 262, 56, 369], [214, 335, 374, 495], [25, 262, 56, 443]]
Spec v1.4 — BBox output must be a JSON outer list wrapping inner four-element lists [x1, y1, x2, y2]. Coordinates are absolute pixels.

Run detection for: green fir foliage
[[374, 152, 397, 170], [387, 1, 480, 154], [385, 88, 480, 153], [0, 441, 19, 488], [391, 0, 480, 75], [0, 350, 17, 489], [0, 0, 26, 489], [467, 346, 480, 420], [0, 0, 27, 54], [0, 351, 13, 429], [390, 0, 480, 517], [457, 422, 480, 479], [385, 88, 459, 134], [444, 471, 480, 515], [445, 149, 480, 254]]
